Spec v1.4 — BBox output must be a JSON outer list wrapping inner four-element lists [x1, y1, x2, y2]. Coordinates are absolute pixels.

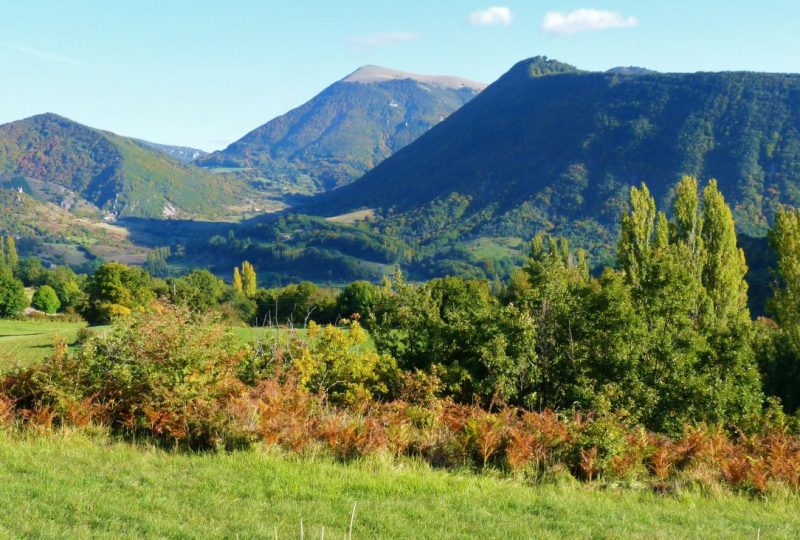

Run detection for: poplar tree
[[698, 179, 761, 422], [241, 261, 257, 298], [770, 208, 800, 348], [233, 266, 243, 293], [618, 184, 658, 290], [5, 237, 18, 273], [765, 208, 800, 410]]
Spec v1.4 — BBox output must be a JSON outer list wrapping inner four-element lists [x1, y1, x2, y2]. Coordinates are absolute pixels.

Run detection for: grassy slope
[[0, 434, 797, 539], [109, 135, 254, 218], [0, 320, 86, 369], [0, 321, 310, 370]]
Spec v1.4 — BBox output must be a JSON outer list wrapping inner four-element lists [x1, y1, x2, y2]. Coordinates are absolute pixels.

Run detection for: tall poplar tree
[[241, 261, 257, 298], [233, 267, 243, 293], [764, 208, 800, 411]]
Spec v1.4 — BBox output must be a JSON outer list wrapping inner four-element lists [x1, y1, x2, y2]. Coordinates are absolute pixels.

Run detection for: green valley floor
[[0, 433, 797, 539]]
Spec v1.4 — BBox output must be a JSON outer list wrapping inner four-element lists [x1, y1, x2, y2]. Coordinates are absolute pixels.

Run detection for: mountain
[[135, 140, 208, 163], [0, 187, 148, 267], [0, 114, 250, 219], [197, 66, 485, 192], [310, 56, 800, 257]]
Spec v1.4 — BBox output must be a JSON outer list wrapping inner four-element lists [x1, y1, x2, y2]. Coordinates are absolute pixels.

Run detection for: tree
[[169, 270, 227, 313], [336, 281, 378, 319], [17, 258, 44, 286], [241, 261, 257, 298], [763, 208, 800, 411], [615, 178, 762, 430], [0, 269, 27, 318], [84, 263, 155, 323], [5, 237, 18, 273], [42, 266, 86, 311], [232, 267, 243, 293], [698, 180, 761, 422], [32, 285, 61, 314], [768, 208, 800, 350], [371, 275, 535, 404]]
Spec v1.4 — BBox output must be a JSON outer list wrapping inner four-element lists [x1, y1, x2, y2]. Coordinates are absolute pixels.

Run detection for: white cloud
[[541, 9, 638, 35], [348, 32, 421, 50], [0, 42, 98, 67], [469, 6, 513, 27]]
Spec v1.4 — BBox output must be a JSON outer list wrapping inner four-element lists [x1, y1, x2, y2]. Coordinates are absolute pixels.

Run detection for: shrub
[[32, 285, 61, 314], [2, 303, 249, 449], [294, 320, 399, 404], [0, 270, 27, 318]]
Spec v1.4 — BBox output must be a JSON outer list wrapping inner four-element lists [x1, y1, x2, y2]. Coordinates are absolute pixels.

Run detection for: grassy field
[[0, 319, 86, 369], [0, 320, 312, 371], [0, 433, 796, 539]]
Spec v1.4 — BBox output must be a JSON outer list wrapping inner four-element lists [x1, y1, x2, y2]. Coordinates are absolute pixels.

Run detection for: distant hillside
[[0, 114, 249, 219], [311, 57, 800, 254], [135, 140, 208, 163], [198, 66, 485, 192], [0, 187, 148, 266]]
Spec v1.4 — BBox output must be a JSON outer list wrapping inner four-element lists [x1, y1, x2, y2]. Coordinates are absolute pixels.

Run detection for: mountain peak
[[515, 56, 581, 78], [342, 65, 486, 90]]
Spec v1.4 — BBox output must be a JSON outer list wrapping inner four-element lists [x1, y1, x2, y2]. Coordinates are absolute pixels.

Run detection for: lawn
[[0, 433, 797, 539], [0, 320, 313, 371], [0, 319, 86, 369]]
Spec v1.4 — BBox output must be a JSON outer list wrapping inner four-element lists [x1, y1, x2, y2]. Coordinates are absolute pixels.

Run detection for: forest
[[0, 176, 799, 495]]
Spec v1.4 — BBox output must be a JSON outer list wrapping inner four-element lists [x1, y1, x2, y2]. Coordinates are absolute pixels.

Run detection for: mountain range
[[309, 57, 800, 262], [0, 113, 252, 219], [3, 56, 800, 301], [197, 66, 485, 192]]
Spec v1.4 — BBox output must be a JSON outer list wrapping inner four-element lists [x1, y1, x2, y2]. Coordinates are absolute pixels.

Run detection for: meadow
[[0, 319, 86, 369], [0, 319, 312, 371], [0, 432, 797, 539]]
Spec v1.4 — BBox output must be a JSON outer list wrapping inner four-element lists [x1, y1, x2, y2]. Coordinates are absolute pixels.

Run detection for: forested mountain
[[197, 66, 485, 192], [311, 57, 800, 257], [0, 114, 249, 219]]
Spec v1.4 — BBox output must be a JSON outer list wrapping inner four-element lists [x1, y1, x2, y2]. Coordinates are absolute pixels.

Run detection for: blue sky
[[2, 1, 799, 151]]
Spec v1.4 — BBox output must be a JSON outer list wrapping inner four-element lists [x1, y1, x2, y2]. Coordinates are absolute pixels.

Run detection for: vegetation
[[198, 73, 483, 192], [0, 113, 256, 218], [1, 434, 797, 539], [0, 320, 87, 368], [31, 285, 61, 314], [0, 175, 798, 513], [310, 56, 800, 266]]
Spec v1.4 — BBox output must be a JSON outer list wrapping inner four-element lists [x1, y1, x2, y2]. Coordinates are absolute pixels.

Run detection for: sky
[[2, 0, 799, 151]]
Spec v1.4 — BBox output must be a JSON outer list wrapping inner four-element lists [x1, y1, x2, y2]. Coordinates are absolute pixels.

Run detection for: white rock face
[[342, 65, 486, 91]]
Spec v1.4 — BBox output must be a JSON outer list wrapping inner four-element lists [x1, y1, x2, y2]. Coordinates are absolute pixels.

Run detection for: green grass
[[0, 319, 87, 369], [0, 321, 317, 370], [0, 433, 797, 539], [232, 325, 308, 344]]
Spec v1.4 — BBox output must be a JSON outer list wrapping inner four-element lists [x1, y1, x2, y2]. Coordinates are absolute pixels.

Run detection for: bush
[[2, 303, 250, 449], [32, 285, 61, 314], [294, 320, 399, 404], [0, 270, 27, 318]]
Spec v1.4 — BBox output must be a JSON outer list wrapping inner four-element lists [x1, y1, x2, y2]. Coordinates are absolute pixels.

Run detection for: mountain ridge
[[0, 113, 251, 219], [305, 56, 800, 259], [197, 66, 485, 192]]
